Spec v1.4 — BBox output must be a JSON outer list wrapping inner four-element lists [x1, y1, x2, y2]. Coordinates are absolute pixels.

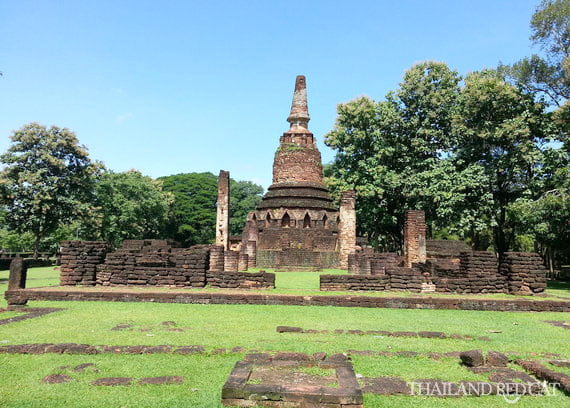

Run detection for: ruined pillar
[[403, 210, 427, 267], [338, 190, 357, 270], [224, 250, 239, 272], [246, 240, 257, 268], [8, 257, 27, 290], [209, 245, 225, 272], [238, 252, 249, 271], [216, 170, 230, 250]]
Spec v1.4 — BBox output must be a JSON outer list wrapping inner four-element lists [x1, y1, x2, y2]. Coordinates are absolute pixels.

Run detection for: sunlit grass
[[0, 267, 568, 407]]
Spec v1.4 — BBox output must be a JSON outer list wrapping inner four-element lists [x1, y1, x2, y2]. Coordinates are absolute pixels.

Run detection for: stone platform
[[5, 287, 570, 312]]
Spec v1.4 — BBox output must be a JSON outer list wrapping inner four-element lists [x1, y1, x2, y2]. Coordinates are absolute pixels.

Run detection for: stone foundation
[[321, 267, 423, 292], [6, 288, 570, 312], [207, 271, 275, 289], [341, 248, 547, 296]]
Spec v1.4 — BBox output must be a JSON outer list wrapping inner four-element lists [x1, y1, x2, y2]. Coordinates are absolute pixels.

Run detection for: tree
[[90, 170, 173, 248], [452, 71, 552, 255], [499, 0, 570, 106], [0, 123, 99, 257], [229, 180, 263, 235], [159, 172, 218, 246], [509, 146, 570, 271], [159, 172, 263, 246], [325, 62, 463, 250]]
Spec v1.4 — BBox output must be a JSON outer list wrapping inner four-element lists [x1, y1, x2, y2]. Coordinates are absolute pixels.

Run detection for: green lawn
[[0, 267, 569, 407]]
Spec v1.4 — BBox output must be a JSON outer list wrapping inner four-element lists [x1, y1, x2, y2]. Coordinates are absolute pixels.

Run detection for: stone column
[[209, 245, 225, 272], [8, 257, 27, 290], [246, 240, 257, 268], [238, 252, 249, 271], [216, 170, 230, 250], [338, 190, 357, 270], [403, 210, 427, 267], [224, 250, 239, 272]]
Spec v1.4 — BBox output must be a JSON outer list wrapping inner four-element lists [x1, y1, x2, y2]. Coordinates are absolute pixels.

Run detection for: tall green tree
[[453, 71, 552, 255], [325, 62, 463, 250], [159, 172, 263, 246], [229, 180, 263, 236], [159, 172, 218, 246], [509, 145, 570, 270], [90, 170, 173, 248], [0, 123, 99, 257]]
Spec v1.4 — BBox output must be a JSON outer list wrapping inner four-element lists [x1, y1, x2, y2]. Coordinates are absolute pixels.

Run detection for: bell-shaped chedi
[[241, 75, 356, 270], [258, 76, 335, 211]]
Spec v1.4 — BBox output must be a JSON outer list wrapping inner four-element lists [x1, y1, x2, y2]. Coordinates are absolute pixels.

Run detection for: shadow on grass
[[548, 280, 570, 290]]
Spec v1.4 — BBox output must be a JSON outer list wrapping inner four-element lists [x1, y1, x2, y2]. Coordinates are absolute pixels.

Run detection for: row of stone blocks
[[60, 241, 108, 286], [432, 276, 508, 294], [321, 267, 423, 292], [58, 240, 274, 290], [500, 252, 547, 295], [206, 271, 275, 289], [348, 252, 402, 276], [96, 242, 210, 287], [345, 249, 547, 295]]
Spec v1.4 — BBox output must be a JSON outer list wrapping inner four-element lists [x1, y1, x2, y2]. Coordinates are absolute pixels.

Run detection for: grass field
[[0, 267, 569, 407]]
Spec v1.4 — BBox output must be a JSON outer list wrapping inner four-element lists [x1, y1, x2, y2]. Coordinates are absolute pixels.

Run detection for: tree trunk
[[33, 235, 41, 259]]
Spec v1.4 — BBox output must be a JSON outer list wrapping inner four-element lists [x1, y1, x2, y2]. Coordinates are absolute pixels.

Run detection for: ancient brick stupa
[[227, 75, 356, 270]]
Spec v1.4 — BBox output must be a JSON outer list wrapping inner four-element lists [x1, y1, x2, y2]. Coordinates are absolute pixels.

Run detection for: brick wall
[[206, 271, 275, 289], [320, 274, 389, 291], [426, 240, 470, 258], [427, 251, 507, 294], [257, 227, 338, 251], [256, 248, 338, 269], [95, 241, 209, 287], [321, 267, 423, 292], [60, 241, 108, 286], [349, 252, 403, 275], [387, 267, 423, 292], [500, 252, 547, 295]]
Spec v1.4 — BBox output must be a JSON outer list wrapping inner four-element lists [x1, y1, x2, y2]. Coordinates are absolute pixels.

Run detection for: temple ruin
[[214, 75, 356, 271], [29, 75, 548, 298]]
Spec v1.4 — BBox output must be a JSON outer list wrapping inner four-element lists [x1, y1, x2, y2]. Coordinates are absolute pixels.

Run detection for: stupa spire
[[287, 75, 310, 130]]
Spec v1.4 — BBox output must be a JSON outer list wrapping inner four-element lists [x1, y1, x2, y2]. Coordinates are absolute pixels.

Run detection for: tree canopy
[[499, 0, 570, 106], [0, 123, 100, 256], [159, 172, 263, 246], [324, 61, 567, 267], [90, 170, 173, 248]]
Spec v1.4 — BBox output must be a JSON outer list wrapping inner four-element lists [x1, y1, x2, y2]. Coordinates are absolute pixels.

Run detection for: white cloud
[[115, 112, 134, 124]]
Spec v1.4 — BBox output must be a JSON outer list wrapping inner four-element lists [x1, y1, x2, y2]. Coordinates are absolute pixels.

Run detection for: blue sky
[[0, 0, 541, 188]]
